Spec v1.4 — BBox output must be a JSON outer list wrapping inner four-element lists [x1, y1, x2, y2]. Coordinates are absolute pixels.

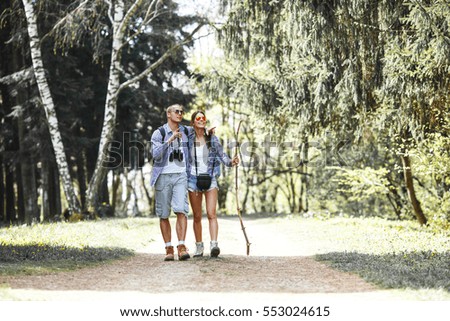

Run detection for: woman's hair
[[191, 110, 212, 149]]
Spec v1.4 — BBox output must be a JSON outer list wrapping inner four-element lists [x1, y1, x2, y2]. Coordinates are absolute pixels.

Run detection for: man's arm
[[151, 129, 169, 161]]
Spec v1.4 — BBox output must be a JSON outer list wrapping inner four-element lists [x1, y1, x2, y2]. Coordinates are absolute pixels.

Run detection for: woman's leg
[[189, 191, 204, 242], [205, 188, 219, 241]]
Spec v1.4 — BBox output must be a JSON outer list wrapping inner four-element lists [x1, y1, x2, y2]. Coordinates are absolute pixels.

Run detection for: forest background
[[0, 0, 449, 231]]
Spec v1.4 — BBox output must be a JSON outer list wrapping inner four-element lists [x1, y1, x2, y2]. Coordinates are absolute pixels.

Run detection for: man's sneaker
[[210, 241, 220, 258], [193, 242, 204, 257], [164, 246, 174, 261], [177, 244, 190, 261]]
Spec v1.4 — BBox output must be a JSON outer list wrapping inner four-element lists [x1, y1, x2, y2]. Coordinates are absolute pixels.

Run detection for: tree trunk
[[289, 173, 297, 213], [21, 0, 81, 214], [41, 159, 60, 221], [0, 156, 4, 222], [270, 186, 279, 213], [18, 110, 39, 225], [140, 169, 152, 210], [52, 164, 62, 217], [15, 164, 25, 223], [41, 158, 51, 221], [76, 150, 87, 209], [86, 0, 126, 211], [300, 136, 309, 212], [111, 170, 121, 217], [401, 155, 427, 225], [4, 164, 16, 223]]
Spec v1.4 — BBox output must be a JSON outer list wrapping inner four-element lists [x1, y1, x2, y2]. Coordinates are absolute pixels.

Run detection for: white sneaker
[[193, 242, 204, 257], [210, 241, 220, 258]]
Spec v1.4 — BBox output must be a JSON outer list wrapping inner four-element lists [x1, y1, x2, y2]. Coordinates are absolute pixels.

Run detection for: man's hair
[[166, 104, 183, 113]]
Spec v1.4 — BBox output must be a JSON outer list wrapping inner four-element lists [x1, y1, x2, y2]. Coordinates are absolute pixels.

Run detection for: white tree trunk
[[22, 0, 81, 214], [86, 0, 126, 210]]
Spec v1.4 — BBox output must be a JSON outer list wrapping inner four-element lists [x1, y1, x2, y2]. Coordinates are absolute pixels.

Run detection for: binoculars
[[169, 149, 183, 162]]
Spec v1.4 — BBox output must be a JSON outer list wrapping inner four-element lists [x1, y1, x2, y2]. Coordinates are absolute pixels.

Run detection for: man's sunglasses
[[173, 109, 184, 115], [195, 115, 206, 122]]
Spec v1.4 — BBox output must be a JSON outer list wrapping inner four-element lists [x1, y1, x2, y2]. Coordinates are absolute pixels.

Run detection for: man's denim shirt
[[150, 123, 192, 187]]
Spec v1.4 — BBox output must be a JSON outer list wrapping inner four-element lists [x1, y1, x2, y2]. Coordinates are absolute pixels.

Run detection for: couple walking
[[150, 104, 239, 261]]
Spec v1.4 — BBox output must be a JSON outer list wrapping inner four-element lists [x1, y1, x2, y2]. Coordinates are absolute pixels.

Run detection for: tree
[[5, 0, 206, 218], [21, 0, 82, 214], [198, 0, 449, 224], [84, 0, 205, 210]]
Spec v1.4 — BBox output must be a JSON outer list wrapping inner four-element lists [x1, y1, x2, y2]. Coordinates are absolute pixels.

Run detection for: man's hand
[[168, 128, 182, 143]]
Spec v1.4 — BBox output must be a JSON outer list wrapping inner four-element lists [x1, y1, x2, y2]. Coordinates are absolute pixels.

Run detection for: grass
[[0, 217, 159, 275], [253, 214, 450, 298], [282, 216, 450, 295]]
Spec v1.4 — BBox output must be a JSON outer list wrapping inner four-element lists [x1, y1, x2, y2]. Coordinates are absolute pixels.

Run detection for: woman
[[188, 111, 239, 258]]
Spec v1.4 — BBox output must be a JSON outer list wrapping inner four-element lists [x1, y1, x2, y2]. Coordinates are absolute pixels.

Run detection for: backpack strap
[[158, 126, 165, 141]]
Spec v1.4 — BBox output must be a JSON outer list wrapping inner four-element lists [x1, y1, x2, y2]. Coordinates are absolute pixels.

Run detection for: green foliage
[[193, 0, 450, 227], [332, 167, 391, 203], [407, 133, 450, 229]]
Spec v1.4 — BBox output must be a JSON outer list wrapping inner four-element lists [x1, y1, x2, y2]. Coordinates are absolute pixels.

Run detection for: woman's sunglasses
[[195, 115, 206, 122]]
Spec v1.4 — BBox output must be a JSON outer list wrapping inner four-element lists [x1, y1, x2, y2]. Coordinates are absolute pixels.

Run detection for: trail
[[0, 216, 403, 301]]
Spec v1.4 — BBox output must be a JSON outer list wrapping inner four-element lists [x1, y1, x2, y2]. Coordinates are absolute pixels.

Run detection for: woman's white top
[[191, 142, 209, 175]]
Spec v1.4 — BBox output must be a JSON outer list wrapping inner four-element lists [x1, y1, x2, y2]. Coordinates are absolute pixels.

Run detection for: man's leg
[[172, 173, 190, 260], [160, 218, 174, 261], [155, 174, 174, 261], [175, 212, 187, 242], [160, 218, 172, 243]]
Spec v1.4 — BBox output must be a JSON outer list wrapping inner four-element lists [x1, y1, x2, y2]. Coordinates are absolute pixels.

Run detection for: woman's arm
[[212, 136, 232, 167]]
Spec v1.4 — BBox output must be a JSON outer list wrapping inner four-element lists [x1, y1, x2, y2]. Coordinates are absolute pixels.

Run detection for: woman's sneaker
[[193, 242, 204, 257], [210, 241, 220, 258]]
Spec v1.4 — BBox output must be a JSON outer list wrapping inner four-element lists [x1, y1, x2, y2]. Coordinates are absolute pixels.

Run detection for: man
[[150, 104, 191, 261]]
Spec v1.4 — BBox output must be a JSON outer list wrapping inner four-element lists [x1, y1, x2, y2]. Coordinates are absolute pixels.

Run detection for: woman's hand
[[231, 155, 240, 166]]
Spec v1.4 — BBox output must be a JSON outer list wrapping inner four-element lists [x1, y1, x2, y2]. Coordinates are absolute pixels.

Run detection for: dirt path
[[1, 216, 396, 301]]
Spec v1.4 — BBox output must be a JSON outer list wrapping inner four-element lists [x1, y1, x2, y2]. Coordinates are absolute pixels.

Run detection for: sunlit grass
[[286, 216, 450, 295], [0, 218, 159, 275]]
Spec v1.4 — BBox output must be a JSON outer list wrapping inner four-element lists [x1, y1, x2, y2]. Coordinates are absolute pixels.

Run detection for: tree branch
[[118, 0, 144, 33], [104, 0, 114, 22], [41, 0, 89, 43], [119, 5, 167, 52], [0, 67, 34, 85], [116, 22, 205, 95]]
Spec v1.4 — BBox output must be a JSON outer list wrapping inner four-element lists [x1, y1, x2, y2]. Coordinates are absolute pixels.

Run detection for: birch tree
[[16, 0, 205, 214], [84, 0, 204, 210], [21, 0, 81, 214]]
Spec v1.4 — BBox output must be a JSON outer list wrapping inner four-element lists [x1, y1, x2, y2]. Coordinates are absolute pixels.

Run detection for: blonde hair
[[166, 104, 183, 113]]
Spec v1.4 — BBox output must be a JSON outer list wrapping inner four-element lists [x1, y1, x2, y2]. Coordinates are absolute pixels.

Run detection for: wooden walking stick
[[234, 120, 251, 255]]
